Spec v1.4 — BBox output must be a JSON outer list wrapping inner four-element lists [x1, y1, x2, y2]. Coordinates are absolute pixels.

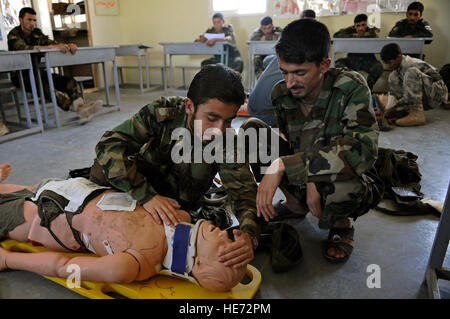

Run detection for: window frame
[[209, 0, 268, 17]]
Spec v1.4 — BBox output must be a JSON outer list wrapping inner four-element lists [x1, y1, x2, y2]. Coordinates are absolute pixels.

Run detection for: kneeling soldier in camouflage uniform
[[7, 7, 102, 123], [242, 19, 382, 264], [381, 43, 448, 126], [89, 64, 259, 269], [333, 14, 384, 91]]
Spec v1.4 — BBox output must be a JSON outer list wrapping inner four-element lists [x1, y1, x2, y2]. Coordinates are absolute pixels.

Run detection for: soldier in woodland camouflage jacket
[[243, 19, 382, 264], [90, 65, 259, 268]]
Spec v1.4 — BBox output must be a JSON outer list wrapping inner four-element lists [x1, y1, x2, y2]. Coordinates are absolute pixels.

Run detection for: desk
[[0, 50, 43, 143], [247, 41, 277, 91], [331, 38, 432, 67], [116, 44, 152, 94], [34, 46, 120, 127], [159, 42, 229, 93]]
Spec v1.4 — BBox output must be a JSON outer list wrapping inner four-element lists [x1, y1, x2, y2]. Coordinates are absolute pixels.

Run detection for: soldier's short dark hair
[[354, 14, 368, 23], [261, 16, 273, 26], [275, 19, 330, 66], [407, 1, 424, 14], [212, 12, 224, 20], [380, 43, 402, 62], [19, 7, 36, 19], [300, 9, 316, 19], [187, 64, 245, 109]]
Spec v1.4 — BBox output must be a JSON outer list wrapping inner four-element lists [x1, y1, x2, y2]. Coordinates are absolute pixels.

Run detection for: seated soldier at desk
[[195, 12, 243, 73], [7, 7, 102, 124], [0, 169, 247, 292], [388, 1, 433, 41], [250, 16, 282, 78], [333, 14, 383, 91]]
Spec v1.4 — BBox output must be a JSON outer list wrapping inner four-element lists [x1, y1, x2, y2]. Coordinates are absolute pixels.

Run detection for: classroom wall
[[85, 0, 122, 87], [88, 0, 450, 89]]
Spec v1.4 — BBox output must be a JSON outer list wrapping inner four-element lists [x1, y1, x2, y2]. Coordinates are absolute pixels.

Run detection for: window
[[212, 0, 267, 15]]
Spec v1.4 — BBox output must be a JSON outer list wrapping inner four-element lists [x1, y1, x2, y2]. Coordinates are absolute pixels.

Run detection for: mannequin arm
[[1, 248, 140, 284]]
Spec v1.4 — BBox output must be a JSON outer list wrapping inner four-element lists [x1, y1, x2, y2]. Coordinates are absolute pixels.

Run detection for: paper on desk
[[204, 33, 225, 41]]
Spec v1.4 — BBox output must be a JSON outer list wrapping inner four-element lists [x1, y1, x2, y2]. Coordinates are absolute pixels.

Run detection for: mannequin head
[[191, 222, 246, 291]]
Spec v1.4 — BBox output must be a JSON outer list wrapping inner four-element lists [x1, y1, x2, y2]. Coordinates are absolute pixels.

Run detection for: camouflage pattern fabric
[[7, 26, 57, 50], [250, 26, 283, 41], [333, 26, 383, 90], [388, 55, 448, 112], [388, 18, 433, 39], [262, 68, 381, 229], [250, 26, 283, 78], [201, 25, 243, 73], [8, 26, 81, 110], [91, 96, 260, 241]]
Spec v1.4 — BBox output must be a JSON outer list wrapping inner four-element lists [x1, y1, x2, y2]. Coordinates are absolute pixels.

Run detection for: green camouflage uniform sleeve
[[333, 26, 355, 38], [272, 26, 283, 39], [250, 28, 263, 41], [360, 27, 379, 38], [273, 73, 379, 185], [223, 24, 237, 47], [218, 158, 260, 243], [95, 96, 185, 205]]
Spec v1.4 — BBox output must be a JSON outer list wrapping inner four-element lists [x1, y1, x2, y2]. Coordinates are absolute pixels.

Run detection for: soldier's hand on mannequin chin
[[218, 230, 254, 269]]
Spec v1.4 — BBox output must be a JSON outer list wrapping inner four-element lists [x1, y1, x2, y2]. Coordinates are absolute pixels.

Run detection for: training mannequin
[[0, 172, 247, 292]]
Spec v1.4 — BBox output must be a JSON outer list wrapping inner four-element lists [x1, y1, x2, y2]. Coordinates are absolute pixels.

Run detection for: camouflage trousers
[[12, 71, 81, 111], [241, 118, 381, 229], [201, 54, 244, 74], [336, 55, 383, 90], [388, 67, 448, 111]]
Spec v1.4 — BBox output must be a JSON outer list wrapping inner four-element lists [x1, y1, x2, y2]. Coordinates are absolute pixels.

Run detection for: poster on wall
[[377, 0, 414, 13], [340, 0, 378, 14], [306, 0, 340, 16], [95, 0, 120, 16], [274, 0, 302, 18], [275, 0, 341, 17], [1, 0, 31, 29]]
